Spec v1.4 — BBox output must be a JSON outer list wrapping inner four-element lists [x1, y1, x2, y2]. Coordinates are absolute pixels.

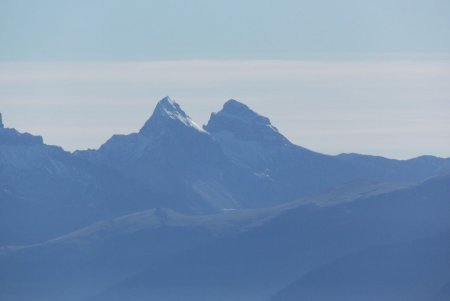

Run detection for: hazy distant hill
[[85, 174, 450, 301], [269, 232, 450, 301]]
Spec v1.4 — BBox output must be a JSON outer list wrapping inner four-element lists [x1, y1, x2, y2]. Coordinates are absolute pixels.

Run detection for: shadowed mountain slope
[[269, 232, 450, 301], [87, 174, 450, 301]]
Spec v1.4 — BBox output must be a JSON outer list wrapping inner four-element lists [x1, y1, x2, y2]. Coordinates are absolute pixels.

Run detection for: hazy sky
[[0, 0, 449, 159], [1, 0, 450, 59]]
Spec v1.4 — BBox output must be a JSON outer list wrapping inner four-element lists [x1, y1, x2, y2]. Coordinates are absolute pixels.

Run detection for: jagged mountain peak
[[223, 98, 252, 112], [0, 112, 43, 145], [219, 99, 267, 122], [139, 96, 206, 136], [206, 99, 275, 130], [155, 96, 183, 115], [204, 99, 287, 144]]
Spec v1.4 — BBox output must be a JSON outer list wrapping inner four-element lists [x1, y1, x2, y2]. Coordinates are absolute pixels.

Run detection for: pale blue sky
[[1, 0, 450, 60], [0, 1, 449, 159]]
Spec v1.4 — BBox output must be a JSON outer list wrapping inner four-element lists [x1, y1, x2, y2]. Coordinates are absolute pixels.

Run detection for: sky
[[0, 0, 449, 159]]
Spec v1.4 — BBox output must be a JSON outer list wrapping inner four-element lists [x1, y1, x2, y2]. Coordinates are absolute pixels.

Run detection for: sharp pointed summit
[[139, 96, 206, 136], [154, 96, 185, 117]]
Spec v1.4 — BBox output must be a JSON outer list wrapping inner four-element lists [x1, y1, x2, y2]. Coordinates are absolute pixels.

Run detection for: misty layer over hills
[[0, 97, 449, 301]]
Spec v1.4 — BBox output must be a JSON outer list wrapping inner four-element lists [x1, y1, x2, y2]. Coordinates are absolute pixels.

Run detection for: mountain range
[[1, 96, 449, 301]]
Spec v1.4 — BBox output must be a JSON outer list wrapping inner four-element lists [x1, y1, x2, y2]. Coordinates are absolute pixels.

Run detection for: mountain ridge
[[2, 96, 450, 217], [1, 97, 450, 301], [1, 96, 450, 244]]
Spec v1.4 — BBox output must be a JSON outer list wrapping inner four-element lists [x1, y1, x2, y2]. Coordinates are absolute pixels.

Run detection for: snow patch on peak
[[140, 97, 207, 135], [157, 96, 178, 111]]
